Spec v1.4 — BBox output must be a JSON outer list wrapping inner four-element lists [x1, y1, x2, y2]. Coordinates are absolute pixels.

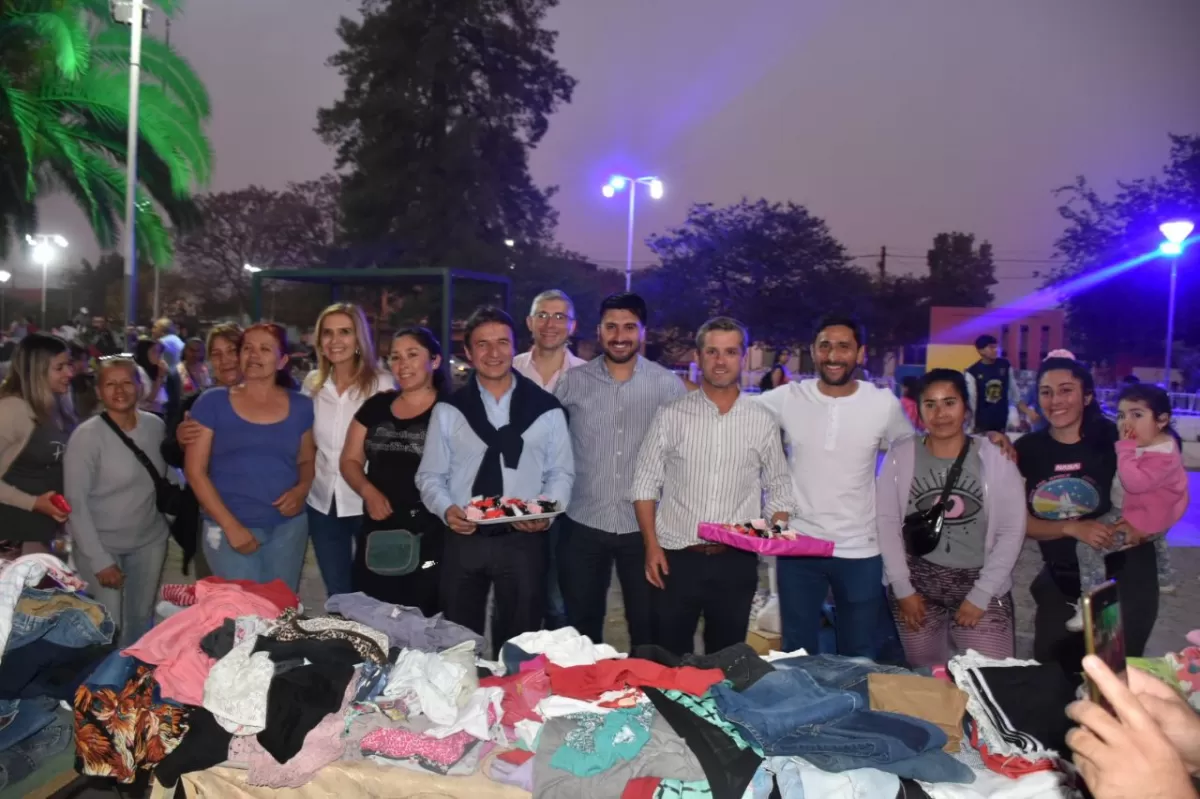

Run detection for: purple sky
[[21, 0, 1200, 304]]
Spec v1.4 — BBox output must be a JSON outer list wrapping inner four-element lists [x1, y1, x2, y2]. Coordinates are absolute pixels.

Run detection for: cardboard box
[[746, 630, 781, 656]]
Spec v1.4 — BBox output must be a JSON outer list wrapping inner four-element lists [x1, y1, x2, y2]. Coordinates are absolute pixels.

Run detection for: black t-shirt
[[1015, 418, 1119, 566], [354, 391, 432, 522]]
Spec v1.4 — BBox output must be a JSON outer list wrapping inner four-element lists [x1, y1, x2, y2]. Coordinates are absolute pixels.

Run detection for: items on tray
[[464, 495, 561, 521], [697, 521, 836, 557]]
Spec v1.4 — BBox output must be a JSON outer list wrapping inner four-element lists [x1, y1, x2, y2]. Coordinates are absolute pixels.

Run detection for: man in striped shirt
[[631, 317, 796, 656], [555, 293, 686, 647]]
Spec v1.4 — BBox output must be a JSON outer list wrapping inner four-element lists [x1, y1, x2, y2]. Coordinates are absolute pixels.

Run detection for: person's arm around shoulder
[[882, 388, 916, 446], [754, 379, 787, 421], [966, 438, 1028, 611], [758, 414, 795, 525]]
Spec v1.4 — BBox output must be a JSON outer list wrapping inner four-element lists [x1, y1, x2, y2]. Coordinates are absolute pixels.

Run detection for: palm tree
[[0, 0, 212, 265]]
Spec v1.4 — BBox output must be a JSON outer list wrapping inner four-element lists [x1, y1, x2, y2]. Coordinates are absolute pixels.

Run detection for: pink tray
[[697, 522, 835, 557]]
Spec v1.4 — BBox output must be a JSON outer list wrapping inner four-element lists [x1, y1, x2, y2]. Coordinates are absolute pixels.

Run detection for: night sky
[[22, 0, 1200, 304]]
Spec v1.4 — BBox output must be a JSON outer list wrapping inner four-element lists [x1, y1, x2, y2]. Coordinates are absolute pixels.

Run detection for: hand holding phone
[[1082, 579, 1126, 712]]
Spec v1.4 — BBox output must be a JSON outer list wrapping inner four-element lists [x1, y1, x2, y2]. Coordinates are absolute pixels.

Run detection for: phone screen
[[1082, 580, 1126, 710]]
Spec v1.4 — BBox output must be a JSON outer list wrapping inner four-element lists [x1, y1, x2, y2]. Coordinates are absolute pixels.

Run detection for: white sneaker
[[1066, 603, 1085, 633]]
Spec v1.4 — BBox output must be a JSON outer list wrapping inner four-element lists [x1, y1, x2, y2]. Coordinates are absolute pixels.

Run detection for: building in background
[[926, 306, 1065, 373]]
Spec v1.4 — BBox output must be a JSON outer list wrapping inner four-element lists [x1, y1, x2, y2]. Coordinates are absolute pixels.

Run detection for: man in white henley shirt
[[757, 315, 912, 657]]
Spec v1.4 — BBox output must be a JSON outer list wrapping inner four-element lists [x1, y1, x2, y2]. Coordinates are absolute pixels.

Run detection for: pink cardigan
[[1116, 439, 1189, 535]]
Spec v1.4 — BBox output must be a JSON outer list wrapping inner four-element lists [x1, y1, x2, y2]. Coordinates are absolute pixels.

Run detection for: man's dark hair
[[598, 293, 647, 326], [975, 334, 997, 350], [813, 315, 864, 348], [463, 306, 516, 348]]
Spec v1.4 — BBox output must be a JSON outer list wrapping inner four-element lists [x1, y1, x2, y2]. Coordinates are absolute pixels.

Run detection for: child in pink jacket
[[1070, 384, 1188, 630]]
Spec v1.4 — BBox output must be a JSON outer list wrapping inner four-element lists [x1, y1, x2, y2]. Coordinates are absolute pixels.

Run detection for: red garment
[[547, 659, 723, 700], [480, 669, 551, 726], [970, 722, 1058, 778], [519, 654, 550, 673], [622, 777, 662, 799], [498, 749, 535, 766], [159, 577, 299, 611]]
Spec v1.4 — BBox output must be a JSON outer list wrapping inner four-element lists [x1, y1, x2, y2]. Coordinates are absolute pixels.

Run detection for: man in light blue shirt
[[555, 292, 686, 647], [416, 306, 573, 653]]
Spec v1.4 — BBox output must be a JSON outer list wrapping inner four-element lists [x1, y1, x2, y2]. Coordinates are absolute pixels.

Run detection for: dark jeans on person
[[440, 529, 547, 659], [306, 498, 359, 598], [1032, 541, 1159, 669], [558, 517, 653, 648], [654, 546, 758, 656], [777, 555, 885, 658], [544, 518, 568, 630]]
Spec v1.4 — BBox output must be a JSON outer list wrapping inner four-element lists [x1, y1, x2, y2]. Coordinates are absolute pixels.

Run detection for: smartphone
[[1081, 579, 1127, 710]]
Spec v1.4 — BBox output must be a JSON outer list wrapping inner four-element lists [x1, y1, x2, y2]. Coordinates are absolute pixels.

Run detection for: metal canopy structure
[[248, 267, 512, 379]]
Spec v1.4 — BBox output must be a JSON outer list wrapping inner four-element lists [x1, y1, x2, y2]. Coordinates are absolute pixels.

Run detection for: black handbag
[[100, 413, 187, 517], [902, 438, 971, 557]]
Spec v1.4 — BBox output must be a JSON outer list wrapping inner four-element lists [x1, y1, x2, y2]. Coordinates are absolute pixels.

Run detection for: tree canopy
[[0, 0, 212, 264], [316, 0, 575, 273], [1050, 134, 1199, 359], [925, 231, 997, 308]]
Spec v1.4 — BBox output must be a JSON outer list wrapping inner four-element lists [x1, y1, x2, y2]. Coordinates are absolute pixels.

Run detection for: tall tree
[[174, 177, 342, 315], [642, 199, 872, 347], [0, 0, 212, 263], [925, 232, 997, 308], [316, 0, 575, 273], [1051, 134, 1199, 360]]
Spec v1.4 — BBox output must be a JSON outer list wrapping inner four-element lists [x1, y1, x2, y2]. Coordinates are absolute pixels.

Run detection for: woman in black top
[[1014, 357, 1159, 666], [340, 327, 444, 614]]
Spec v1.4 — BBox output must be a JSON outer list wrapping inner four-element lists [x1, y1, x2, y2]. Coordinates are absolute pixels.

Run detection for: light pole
[[602, 175, 664, 291], [1159, 219, 1194, 389], [244, 263, 275, 319], [111, 0, 146, 344], [0, 270, 10, 331], [26, 234, 68, 328]]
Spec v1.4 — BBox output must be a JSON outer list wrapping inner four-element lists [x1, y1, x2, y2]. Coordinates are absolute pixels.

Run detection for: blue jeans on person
[[72, 536, 168, 649], [306, 498, 359, 598], [202, 514, 308, 592], [777, 555, 884, 657], [712, 667, 972, 783], [6, 589, 114, 653]]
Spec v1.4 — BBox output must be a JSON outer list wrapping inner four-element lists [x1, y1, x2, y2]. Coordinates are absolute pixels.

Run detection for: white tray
[[473, 510, 563, 525]]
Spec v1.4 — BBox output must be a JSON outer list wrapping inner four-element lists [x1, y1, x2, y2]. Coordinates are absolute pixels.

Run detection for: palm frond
[[91, 28, 210, 120], [1, 8, 91, 79]]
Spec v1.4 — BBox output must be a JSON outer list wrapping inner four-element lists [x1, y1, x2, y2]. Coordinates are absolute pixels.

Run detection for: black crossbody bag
[[100, 413, 186, 517], [902, 438, 971, 557]]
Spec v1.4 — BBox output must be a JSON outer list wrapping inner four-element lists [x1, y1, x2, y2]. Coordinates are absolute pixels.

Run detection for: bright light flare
[[608, 176, 627, 191], [31, 242, 55, 266], [1158, 220, 1194, 256], [648, 179, 664, 200], [601, 184, 616, 198], [0, 270, 11, 283], [243, 263, 262, 273]]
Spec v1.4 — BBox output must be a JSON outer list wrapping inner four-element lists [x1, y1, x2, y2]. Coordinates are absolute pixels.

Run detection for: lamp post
[[244, 263, 275, 319], [1159, 219, 1195, 389], [0, 270, 10, 331], [111, 0, 146, 345], [26, 234, 68, 328], [602, 175, 664, 291]]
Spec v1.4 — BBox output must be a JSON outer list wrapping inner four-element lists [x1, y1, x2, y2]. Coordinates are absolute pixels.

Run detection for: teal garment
[[663, 687, 764, 756], [549, 704, 655, 776], [655, 780, 712, 799]]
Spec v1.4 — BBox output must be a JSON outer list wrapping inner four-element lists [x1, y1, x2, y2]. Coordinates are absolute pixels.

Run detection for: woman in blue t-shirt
[[184, 323, 315, 590]]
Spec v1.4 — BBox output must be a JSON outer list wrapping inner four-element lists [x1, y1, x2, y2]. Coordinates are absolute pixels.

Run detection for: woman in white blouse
[[303, 303, 394, 597]]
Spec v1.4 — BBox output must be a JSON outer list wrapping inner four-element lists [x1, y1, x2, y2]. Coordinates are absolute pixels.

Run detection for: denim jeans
[[203, 514, 309, 592], [6, 589, 114, 653], [72, 536, 169, 649], [544, 518, 568, 630], [714, 662, 973, 783], [748, 755, 901, 799], [770, 654, 910, 700], [777, 555, 885, 657], [0, 696, 56, 752], [0, 714, 73, 790], [306, 500, 359, 598]]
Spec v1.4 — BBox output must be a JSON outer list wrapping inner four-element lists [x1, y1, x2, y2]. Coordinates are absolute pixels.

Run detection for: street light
[[1159, 219, 1194, 389], [0, 270, 10, 331], [602, 175, 664, 291], [244, 263, 277, 319], [26, 234, 68, 328], [111, 0, 147, 346]]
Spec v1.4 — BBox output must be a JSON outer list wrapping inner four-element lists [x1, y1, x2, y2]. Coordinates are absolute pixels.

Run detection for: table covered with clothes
[[66, 572, 1200, 799], [0, 554, 115, 796]]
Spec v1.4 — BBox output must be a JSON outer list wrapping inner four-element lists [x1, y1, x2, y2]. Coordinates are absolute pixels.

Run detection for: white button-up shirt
[[304, 369, 394, 517], [512, 348, 587, 393]]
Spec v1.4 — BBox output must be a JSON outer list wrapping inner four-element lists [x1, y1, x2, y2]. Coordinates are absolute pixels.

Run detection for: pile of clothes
[[0, 554, 114, 792], [63, 575, 1119, 799]]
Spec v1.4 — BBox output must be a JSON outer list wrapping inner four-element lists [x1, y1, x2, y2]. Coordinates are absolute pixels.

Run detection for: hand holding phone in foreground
[[1066, 656, 1199, 799]]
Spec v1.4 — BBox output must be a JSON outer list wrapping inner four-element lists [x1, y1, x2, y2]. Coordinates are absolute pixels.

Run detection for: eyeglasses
[[532, 312, 574, 323]]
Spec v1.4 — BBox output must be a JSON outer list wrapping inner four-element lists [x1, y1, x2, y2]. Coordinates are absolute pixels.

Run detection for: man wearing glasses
[[512, 289, 586, 629], [513, 290, 587, 393]]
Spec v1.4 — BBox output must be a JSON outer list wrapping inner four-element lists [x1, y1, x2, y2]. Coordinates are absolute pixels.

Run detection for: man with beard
[[632, 317, 796, 656], [416, 306, 574, 654], [555, 293, 686, 647], [756, 315, 913, 657]]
